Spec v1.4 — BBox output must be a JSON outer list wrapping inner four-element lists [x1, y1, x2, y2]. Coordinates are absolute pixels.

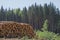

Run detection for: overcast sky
[[0, 0, 60, 10]]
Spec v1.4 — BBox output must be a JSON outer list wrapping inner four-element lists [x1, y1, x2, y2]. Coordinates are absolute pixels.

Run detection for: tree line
[[0, 3, 60, 34]]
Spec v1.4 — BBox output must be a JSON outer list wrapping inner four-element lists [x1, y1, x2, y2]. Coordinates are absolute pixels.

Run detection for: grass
[[0, 30, 60, 40], [36, 30, 60, 40]]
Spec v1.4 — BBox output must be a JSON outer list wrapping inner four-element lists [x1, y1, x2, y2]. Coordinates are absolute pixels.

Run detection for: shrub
[[36, 30, 60, 40]]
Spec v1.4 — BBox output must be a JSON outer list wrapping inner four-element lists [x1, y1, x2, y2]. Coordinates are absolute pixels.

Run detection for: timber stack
[[0, 21, 35, 38]]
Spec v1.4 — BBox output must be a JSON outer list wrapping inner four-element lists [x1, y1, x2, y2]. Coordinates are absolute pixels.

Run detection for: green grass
[[36, 30, 60, 40]]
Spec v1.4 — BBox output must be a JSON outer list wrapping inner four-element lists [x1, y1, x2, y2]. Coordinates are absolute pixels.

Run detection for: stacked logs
[[0, 21, 35, 38]]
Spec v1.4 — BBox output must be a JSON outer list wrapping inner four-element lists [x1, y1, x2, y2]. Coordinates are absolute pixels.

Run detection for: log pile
[[0, 21, 35, 38]]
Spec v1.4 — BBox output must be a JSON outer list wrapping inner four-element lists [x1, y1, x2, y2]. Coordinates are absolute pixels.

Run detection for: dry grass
[[0, 38, 19, 40], [0, 38, 47, 40]]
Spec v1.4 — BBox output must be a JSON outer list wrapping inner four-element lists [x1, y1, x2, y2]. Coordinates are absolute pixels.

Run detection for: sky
[[0, 0, 60, 10]]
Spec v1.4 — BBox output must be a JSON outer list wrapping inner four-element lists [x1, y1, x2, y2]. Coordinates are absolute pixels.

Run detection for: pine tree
[[42, 19, 48, 31]]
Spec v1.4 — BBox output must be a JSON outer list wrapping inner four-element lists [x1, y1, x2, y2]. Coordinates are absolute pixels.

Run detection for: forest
[[0, 2, 60, 40], [0, 3, 60, 34]]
